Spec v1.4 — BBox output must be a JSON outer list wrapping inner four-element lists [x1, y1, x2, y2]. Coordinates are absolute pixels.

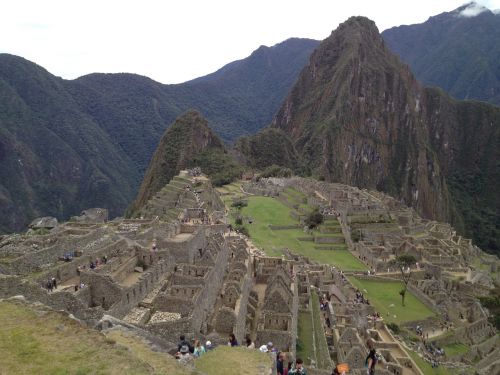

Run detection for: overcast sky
[[1, 0, 499, 84]]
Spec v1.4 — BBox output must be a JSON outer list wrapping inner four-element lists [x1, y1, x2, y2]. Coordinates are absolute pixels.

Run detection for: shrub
[[387, 322, 400, 334], [304, 208, 324, 229], [235, 217, 243, 225]]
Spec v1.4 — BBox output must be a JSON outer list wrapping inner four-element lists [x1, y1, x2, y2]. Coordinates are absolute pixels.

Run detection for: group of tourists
[[277, 352, 307, 375], [44, 277, 57, 292], [354, 288, 370, 305]]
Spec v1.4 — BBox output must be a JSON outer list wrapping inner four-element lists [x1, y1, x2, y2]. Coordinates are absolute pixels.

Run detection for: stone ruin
[[1, 173, 498, 374]]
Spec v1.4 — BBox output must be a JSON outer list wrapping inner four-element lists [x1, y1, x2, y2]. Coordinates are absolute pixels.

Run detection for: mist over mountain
[[382, 2, 500, 106]]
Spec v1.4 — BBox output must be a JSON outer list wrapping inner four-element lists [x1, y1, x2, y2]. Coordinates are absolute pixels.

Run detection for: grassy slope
[[233, 195, 366, 271], [297, 311, 315, 365], [0, 301, 272, 375], [348, 277, 436, 325], [407, 350, 456, 375], [0, 301, 181, 375]]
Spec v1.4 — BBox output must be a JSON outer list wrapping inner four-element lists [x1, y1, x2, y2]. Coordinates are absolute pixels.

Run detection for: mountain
[[382, 2, 500, 106], [0, 54, 139, 233], [0, 38, 317, 233], [129, 110, 240, 215], [242, 17, 500, 254]]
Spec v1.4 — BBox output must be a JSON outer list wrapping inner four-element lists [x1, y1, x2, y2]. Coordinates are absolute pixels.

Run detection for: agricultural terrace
[[222, 185, 367, 271]]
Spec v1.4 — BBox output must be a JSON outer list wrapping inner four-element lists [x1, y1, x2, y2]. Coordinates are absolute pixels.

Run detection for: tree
[[390, 255, 417, 306], [304, 208, 324, 229]]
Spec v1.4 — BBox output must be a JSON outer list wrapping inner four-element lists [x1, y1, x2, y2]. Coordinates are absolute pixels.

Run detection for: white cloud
[[457, 2, 489, 17]]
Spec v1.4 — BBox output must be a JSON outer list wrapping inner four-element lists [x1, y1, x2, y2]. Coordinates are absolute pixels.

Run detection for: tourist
[[365, 347, 378, 375], [289, 358, 307, 375], [277, 352, 287, 375], [193, 339, 206, 357], [51, 277, 57, 289], [228, 333, 238, 347], [205, 340, 213, 351], [176, 345, 194, 366], [267, 342, 277, 353], [177, 334, 194, 354], [245, 335, 255, 349]]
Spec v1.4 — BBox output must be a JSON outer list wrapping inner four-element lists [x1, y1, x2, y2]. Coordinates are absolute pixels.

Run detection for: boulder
[[29, 216, 58, 229]]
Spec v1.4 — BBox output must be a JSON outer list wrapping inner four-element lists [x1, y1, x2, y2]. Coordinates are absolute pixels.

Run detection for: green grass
[[195, 346, 271, 375], [0, 301, 273, 375], [297, 311, 315, 365], [348, 277, 436, 324], [407, 349, 456, 375], [0, 301, 189, 375], [442, 343, 469, 357], [232, 196, 366, 271], [311, 291, 332, 369]]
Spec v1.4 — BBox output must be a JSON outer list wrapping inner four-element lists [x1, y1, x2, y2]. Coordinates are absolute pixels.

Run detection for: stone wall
[[165, 229, 206, 264]]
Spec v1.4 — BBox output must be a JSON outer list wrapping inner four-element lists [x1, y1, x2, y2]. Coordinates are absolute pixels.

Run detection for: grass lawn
[[407, 349, 456, 375], [348, 277, 436, 324], [195, 346, 271, 375], [297, 311, 315, 365], [234, 196, 366, 271], [442, 343, 469, 357], [311, 291, 332, 369]]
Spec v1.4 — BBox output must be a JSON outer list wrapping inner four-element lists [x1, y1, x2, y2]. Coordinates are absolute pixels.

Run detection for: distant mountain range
[[0, 38, 317, 233], [382, 2, 500, 106], [1, 2, 499, 256]]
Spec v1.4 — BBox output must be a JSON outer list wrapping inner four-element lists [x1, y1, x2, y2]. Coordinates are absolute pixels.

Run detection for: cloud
[[457, 2, 489, 17]]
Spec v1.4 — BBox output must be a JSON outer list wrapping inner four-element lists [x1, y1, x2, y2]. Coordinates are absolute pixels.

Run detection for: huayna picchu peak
[[240, 16, 500, 254]]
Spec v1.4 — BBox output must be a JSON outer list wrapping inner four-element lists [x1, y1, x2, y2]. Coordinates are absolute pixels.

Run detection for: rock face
[[129, 110, 231, 214], [267, 17, 500, 254]]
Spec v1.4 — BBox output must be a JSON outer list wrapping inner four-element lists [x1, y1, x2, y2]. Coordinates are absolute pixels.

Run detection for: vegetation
[[0, 300, 188, 375], [479, 286, 500, 330], [389, 255, 417, 306], [304, 208, 324, 229], [225, 193, 366, 271], [407, 349, 455, 375], [259, 164, 293, 179], [386, 322, 400, 335], [383, 7, 500, 106], [297, 311, 314, 365], [311, 291, 332, 369], [0, 39, 318, 234], [195, 346, 271, 375], [0, 300, 273, 375], [349, 277, 436, 324]]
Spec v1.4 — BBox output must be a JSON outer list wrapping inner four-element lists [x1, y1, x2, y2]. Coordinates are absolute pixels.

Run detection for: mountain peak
[[128, 110, 229, 215]]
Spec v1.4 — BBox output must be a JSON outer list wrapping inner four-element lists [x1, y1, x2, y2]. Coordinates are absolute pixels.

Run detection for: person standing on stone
[[289, 358, 307, 375], [228, 333, 238, 347]]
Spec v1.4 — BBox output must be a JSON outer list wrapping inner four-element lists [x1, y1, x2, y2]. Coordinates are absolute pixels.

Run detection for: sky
[[1, 0, 499, 84]]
